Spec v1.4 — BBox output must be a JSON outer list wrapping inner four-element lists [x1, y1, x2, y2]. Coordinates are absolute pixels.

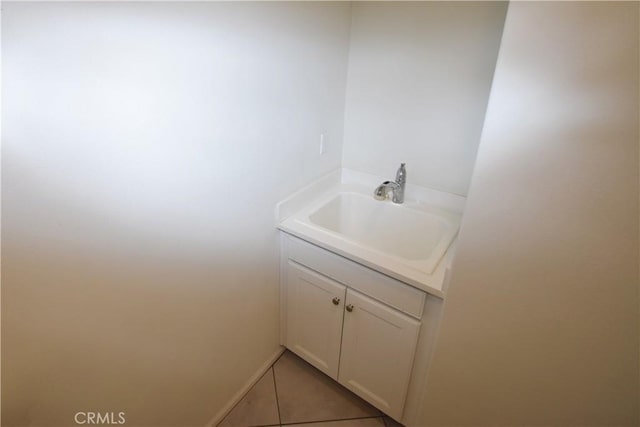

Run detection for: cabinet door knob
[[332, 297, 340, 305], [346, 304, 354, 312]]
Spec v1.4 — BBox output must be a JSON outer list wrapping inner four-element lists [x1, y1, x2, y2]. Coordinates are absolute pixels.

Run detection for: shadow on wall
[[2, 153, 282, 426], [1, 1, 352, 425]]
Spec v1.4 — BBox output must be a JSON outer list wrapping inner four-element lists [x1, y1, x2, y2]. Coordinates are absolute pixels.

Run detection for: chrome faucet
[[374, 163, 406, 204]]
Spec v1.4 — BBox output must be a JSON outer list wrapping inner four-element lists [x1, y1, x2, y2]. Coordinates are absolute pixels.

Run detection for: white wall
[[420, 2, 639, 425], [1, 2, 351, 425], [342, 2, 507, 196]]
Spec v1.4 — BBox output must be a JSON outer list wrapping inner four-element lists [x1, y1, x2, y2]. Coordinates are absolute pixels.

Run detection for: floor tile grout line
[[274, 347, 288, 364], [216, 367, 275, 427], [219, 349, 394, 427], [272, 350, 390, 426], [271, 365, 283, 426]]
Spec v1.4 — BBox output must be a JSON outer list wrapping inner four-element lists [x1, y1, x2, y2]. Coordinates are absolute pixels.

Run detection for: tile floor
[[218, 350, 403, 427]]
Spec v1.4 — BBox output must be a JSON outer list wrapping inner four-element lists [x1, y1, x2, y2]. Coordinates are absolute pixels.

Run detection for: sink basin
[[281, 191, 460, 277], [276, 169, 465, 296], [309, 193, 449, 262]]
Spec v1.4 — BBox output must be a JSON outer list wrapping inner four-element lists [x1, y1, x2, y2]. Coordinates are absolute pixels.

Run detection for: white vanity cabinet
[[286, 261, 345, 379], [339, 289, 420, 418], [281, 234, 425, 420]]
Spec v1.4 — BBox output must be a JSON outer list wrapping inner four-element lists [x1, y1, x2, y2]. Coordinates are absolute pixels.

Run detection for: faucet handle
[[374, 182, 389, 200]]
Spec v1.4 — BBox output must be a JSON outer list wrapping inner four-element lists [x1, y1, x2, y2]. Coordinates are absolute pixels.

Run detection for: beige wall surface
[[1, 2, 351, 425], [421, 2, 639, 426], [342, 1, 507, 196]]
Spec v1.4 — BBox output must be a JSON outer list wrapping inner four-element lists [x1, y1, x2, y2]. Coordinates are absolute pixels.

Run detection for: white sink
[[308, 192, 456, 271], [280, 188, 461, 292], [276, 169, 464, 296]]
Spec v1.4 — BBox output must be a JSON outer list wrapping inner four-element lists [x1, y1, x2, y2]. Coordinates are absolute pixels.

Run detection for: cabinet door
[[338, 289, 420, 420], [286, 261, 346, 380]]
